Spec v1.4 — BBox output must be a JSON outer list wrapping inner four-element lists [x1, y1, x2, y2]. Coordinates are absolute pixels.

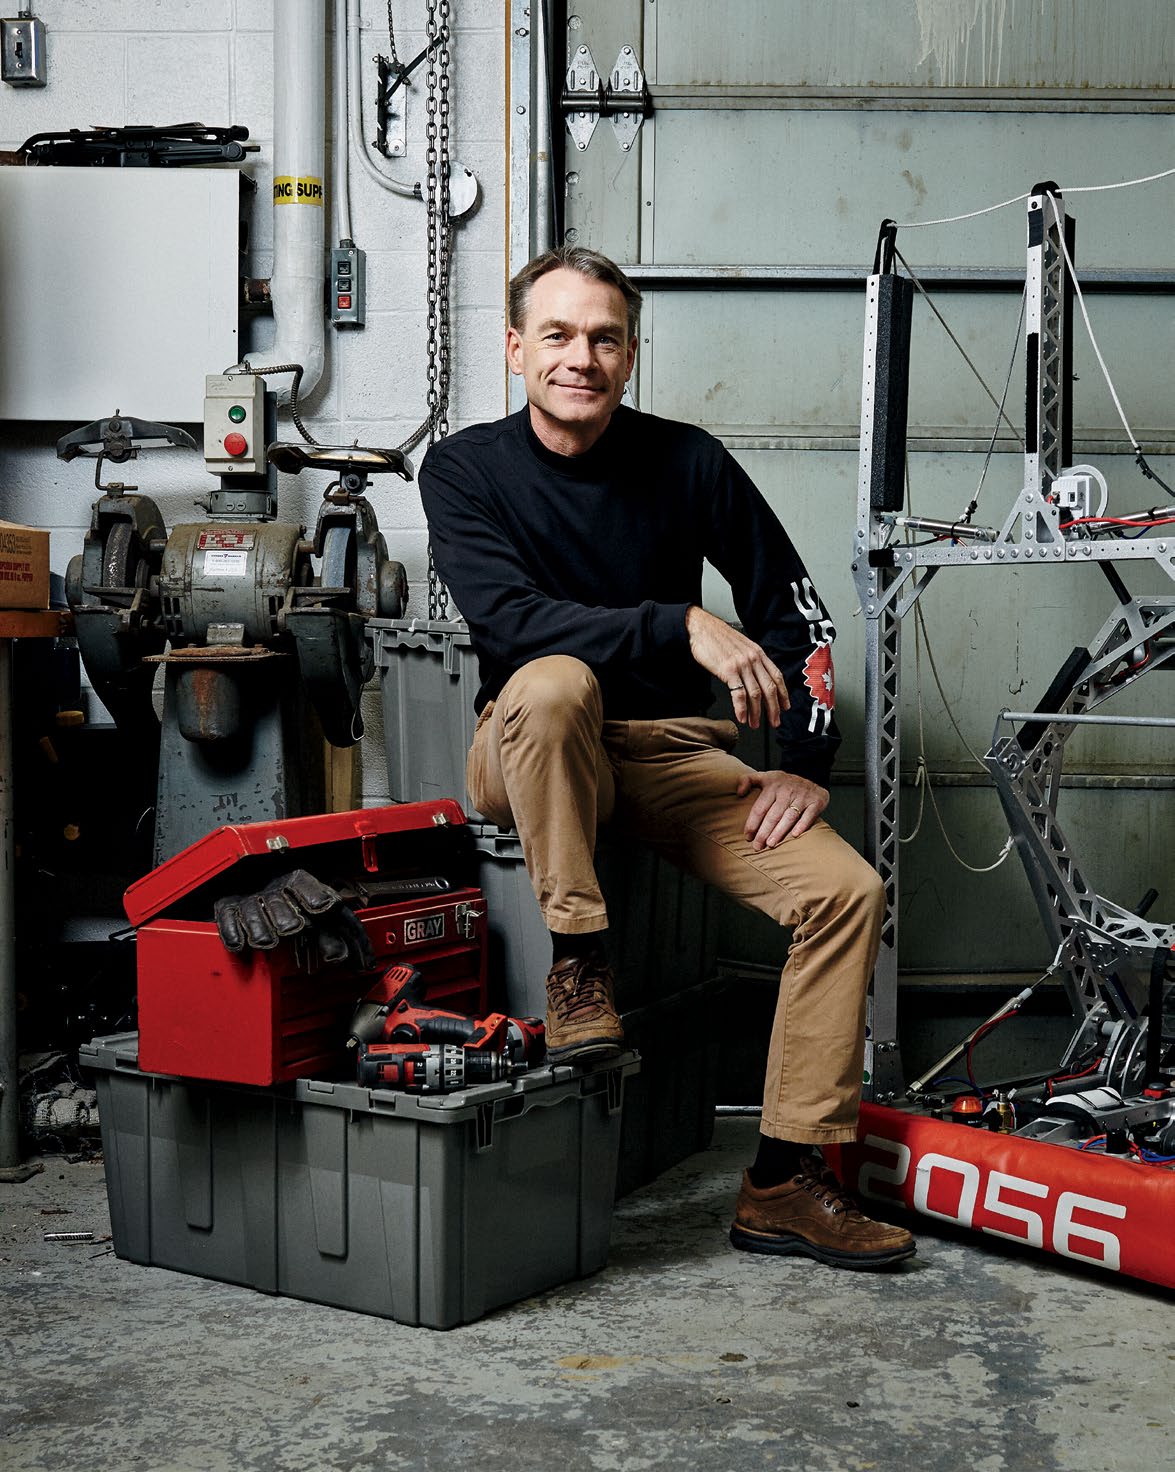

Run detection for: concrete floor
[[2, 1116, 1172, 1472]]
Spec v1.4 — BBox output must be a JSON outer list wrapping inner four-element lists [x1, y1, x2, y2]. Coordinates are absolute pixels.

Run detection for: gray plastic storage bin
[[82, 1032, 639, 1330], [369, 618, 483, 814], [469, 825, 549, 1017], [615, 977, 728, 1198], [470, 824, 717, 1018]]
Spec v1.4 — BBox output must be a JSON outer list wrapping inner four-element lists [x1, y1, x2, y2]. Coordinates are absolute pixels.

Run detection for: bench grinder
[[60, 375, 410, 862]]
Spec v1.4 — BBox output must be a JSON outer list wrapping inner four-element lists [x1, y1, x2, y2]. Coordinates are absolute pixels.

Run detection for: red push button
[[224, 432, 248, 457], [338, 294, 352, 311]]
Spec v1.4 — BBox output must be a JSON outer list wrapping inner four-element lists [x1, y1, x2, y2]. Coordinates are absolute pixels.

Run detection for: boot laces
[[553, 959, 613, 1022], [795, 1158, 866, 1219]]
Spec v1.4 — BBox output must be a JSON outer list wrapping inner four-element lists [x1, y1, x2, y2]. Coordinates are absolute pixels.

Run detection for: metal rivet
[[516, 105, 526, 113]]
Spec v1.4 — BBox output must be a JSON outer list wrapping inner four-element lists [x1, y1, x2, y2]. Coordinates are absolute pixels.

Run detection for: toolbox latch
[[475, 1102, 494, 1152], [455, 902, 485, 940], [354, 819, 380, 873]]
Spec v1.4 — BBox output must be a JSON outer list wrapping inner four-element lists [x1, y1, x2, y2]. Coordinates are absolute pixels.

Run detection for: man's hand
[[737, 771, 828, 849], [685, 605, 790, 729]]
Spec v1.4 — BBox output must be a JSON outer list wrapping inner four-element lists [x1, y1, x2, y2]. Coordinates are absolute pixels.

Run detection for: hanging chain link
[[423, 0, 454, 620], [385, 0, 401, 69]]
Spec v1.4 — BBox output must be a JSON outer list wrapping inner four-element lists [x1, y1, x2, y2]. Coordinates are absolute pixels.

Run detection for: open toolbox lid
[[124, 800, 471, 926]]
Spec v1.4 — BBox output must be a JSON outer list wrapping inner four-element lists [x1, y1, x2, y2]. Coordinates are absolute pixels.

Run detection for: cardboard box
[[0, 520, 50, 609]]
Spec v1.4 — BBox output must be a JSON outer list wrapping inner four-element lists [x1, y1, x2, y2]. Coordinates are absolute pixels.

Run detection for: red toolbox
[[125, 801, 488, 1086]]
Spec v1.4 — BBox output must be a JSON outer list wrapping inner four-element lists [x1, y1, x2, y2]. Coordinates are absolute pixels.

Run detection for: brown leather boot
[[544, 954, 624, 1063], [730, 1154, 916, 1270]]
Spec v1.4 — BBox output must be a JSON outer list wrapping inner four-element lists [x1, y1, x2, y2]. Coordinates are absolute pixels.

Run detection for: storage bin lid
[[123, 800, 470, 925]]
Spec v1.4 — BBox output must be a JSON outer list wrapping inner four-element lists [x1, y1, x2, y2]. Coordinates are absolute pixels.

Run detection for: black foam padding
[[869, 274, 914, 512]]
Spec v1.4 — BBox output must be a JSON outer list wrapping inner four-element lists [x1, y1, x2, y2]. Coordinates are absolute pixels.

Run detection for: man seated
[[420, 245, 914, 1270]]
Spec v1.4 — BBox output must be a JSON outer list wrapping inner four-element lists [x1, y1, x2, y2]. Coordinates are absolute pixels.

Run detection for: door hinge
[[562, 43, 650, 153]]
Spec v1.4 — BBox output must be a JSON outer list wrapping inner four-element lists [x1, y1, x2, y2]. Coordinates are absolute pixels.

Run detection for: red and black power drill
[[348, 964, 545, 1092]]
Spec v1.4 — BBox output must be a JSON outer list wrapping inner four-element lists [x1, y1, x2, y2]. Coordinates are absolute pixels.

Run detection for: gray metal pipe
[[1000, 710, 1175, 728]]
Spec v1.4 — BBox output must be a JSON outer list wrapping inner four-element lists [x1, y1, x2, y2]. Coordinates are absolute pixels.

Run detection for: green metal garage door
[[511, 0, 1175, 984]]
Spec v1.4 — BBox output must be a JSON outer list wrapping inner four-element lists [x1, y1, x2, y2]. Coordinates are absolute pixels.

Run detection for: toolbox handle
[[474, 1093, 530, 1152]]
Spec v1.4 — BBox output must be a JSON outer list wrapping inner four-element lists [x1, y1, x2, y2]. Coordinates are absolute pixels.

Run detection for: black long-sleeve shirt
[[419, 405, 841, 785]]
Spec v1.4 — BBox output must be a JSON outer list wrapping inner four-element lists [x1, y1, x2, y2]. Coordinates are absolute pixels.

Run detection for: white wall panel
[[0, 169, 240, 423]]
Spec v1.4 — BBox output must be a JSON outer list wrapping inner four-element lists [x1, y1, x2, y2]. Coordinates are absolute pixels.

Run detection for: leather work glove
[[213, 869, 376, 970]]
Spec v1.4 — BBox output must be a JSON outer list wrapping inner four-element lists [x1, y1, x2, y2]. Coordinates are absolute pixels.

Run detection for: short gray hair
[[508, 245, 642, 340]]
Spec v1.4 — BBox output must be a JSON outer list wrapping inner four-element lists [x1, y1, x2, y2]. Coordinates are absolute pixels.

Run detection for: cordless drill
[[356, 1041, 515, 1091], [348, 964, 545, 1092]]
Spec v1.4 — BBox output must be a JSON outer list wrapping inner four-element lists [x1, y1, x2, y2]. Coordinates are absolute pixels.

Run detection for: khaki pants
[[467, 656, 883, 1145]]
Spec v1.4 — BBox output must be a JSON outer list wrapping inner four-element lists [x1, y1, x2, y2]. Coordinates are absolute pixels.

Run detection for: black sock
[[748, 1134, 813, 1188], [551, 929, 608, 965]]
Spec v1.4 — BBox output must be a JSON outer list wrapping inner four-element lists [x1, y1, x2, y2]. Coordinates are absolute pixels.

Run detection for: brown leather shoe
[[730, 1155, 916, 1270], [544, 954, 624, 1063]]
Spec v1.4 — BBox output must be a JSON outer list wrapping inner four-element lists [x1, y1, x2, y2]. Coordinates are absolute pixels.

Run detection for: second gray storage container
[[369, 617, 483, 814], [471, 824, 717, 1018]]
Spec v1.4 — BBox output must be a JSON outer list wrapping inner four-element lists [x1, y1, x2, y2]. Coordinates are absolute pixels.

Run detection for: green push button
[[228, 404, 247, 423]]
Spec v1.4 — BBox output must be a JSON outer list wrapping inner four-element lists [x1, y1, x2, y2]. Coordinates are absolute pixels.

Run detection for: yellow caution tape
[[273, 175, 324, 206]]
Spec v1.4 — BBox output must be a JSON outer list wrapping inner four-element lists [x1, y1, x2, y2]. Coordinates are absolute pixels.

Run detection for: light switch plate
[[2, 15, 47, 87]]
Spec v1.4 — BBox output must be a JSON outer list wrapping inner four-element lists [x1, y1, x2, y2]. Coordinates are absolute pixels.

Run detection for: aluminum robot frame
[[834, 182, 1175, 1290]]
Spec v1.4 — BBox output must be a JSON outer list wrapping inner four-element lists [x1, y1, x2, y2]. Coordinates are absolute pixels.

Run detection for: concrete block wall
[[0, 0, 510, 806]]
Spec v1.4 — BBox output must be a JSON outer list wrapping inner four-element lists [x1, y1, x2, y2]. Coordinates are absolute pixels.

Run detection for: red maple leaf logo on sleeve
[[802, 643, 835, 709]]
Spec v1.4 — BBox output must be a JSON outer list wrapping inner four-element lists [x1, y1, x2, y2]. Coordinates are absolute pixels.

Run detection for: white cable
[[1066, 165, 1175, 195], [893, 191, 1029, 229], [894, 164, 1175, 232], [1046, 192, 1141, 454]]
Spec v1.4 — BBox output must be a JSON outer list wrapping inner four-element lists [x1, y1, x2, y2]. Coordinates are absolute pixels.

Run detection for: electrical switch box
[[330, 245, 366, 327], [204, 374, 267, 477], [2, 13, 47, 86]]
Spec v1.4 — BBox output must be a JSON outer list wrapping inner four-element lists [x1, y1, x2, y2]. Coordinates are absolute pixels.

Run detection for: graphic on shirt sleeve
[[790, 577, 836, 735], [803, 642, 835, 711]]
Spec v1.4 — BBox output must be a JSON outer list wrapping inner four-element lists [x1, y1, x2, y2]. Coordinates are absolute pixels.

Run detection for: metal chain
[[385, 0, 400, 68], [424, 0, 453, 620]]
